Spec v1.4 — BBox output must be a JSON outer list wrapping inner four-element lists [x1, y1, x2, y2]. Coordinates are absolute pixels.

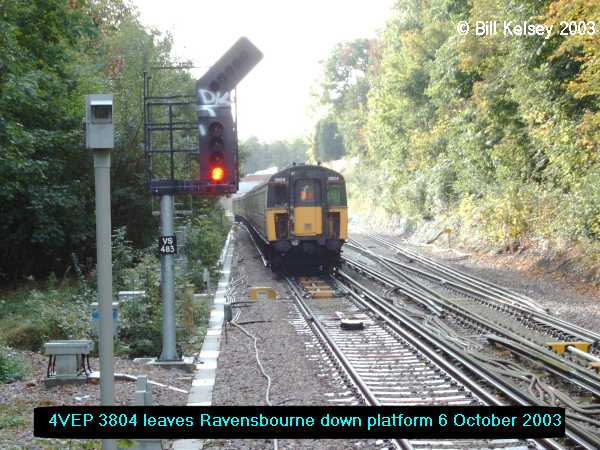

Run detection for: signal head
[[210, 166, 225, 182], [209, 121, 224, 137]]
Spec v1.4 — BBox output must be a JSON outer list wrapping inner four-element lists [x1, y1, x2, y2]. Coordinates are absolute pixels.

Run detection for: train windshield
[[294, 179, 321, 206], [268, 184, 288, 207], [327, 184, 345, 206]]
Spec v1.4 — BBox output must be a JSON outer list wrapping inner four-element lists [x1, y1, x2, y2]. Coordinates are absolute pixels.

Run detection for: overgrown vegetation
[[185, 202, 230, 286], [317, 0, 600, 254], [0, 0, 199, 284], [0, 0, 231, 372], [0, 282, 92, 353], [0, 345, 29, 384], [0, 201, 228, 363]]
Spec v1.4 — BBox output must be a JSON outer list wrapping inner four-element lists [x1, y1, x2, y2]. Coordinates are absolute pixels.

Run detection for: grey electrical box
[[85, 94, 114, 149], [90, 302, 119, 337]]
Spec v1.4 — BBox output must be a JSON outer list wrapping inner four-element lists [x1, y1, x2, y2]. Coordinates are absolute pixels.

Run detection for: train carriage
[[233, 164, 347, 270]]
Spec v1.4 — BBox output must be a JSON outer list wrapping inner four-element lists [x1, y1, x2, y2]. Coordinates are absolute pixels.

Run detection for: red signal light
[[210, 166, 225, 182]]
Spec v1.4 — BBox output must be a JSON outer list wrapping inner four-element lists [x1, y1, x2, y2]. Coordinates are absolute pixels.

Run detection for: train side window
[[269, 184, 288, 208], [295, 179, 320, 206]]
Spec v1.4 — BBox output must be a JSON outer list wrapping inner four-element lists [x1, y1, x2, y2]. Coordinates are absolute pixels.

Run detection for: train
[[233, 164, 348, 271]]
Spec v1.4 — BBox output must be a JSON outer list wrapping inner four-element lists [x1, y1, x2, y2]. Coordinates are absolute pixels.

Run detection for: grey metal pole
[[93, 149, 116, 450], [159, 194, 178, 360]]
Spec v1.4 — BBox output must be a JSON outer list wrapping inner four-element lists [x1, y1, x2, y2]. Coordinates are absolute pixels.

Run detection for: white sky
[[131, 0, 394, 142]]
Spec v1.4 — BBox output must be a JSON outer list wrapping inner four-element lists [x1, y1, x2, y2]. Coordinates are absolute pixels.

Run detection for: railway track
[[340, 234, 600, 448], [345, 236, 600, 377], [341, 252, 600, 398], [359, 234, 600, 346], [239, 223, 597, 448], [285, 275, 556, 450]]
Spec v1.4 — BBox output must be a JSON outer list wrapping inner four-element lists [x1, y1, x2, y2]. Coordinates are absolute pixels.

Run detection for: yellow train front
[[233, 164, 348, 271]]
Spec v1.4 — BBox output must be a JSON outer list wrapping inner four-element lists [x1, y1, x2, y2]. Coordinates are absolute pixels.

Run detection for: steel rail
[[344, 243, 444, 315], [239, 229, 567, 448], [235, 220, 269, 267], [342, 255, 600, 398], [365, 233, 547, 313], [487, 334, 600, 393], [335, 270, 595, 450], [366, 234, 600, 345], [284, 276, 411, 450], [347, 241, 586, 345], [382, 253, 600, 345]]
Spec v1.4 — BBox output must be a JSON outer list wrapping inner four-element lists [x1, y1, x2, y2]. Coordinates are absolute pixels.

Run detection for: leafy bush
[[0, 286, 91, 351], [184, 206, 229, 270], [0, 212, 223, 359], [0, 344, 29, 383], [112, 226, 140, 292], [184, 203, 229, 291], [117, 254, 162, 358]]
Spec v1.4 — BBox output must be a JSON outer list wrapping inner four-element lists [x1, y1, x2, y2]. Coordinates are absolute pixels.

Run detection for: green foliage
[[320, 0, 600, 249], [0, 0, 201, 283], [313, 117, 346, 162], [0, 0, 97, 282], [0, 285, 92, 351], [0, 344, 29, 384], [117, 204, 225, 357], [185, 203, 230, 274], [117, 254, 163, 358], [112, 226, 140, 292], [240, 137, 308, 174], [316, 39, 373, 156]]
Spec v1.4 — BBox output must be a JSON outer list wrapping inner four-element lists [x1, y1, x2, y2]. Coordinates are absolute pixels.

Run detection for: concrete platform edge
[[172, 229, 234, 450]]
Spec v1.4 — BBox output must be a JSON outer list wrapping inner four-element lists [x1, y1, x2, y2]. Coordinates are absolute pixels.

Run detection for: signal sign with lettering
[[159, 236, 177, 255]]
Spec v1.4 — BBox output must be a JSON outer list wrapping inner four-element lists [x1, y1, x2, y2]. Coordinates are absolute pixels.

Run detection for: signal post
[[144, 37, 262, 364]]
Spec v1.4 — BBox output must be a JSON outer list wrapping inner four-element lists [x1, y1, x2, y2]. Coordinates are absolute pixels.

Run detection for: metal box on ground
[[248, 286, 277, 300], [91, 302, 119, 336], [43, 340, 94, 384]]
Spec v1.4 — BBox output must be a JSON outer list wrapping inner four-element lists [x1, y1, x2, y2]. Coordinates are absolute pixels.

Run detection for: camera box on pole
[[85, 94, 114, 149]]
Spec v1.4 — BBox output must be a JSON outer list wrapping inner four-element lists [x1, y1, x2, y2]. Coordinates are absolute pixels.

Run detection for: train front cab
[[264, 169, 347, 268]]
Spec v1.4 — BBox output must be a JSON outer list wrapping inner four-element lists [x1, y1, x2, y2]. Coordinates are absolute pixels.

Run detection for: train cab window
[[268, 184, 288, 208], [294, 179, 321, 206], [327, 183, 346, 206]]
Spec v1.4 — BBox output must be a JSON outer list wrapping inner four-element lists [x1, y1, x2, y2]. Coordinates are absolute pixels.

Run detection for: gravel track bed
[[203, 226, 383, 450]]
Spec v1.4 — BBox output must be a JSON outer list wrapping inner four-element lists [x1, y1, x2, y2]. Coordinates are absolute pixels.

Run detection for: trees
[[240, 137, 308, 174], [316, 39, 375, 156], [0, 0, 203, 282], [0, 0, 97, 281], [321, 0, 600, 246], [313, 118, 345, 162]]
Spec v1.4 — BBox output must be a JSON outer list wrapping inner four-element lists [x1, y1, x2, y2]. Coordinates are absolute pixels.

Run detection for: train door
[[293, 179, 322, 236]]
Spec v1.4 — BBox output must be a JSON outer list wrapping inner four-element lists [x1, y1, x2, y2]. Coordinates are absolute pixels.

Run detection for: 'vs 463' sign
[[159, 236, 177, 255]]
